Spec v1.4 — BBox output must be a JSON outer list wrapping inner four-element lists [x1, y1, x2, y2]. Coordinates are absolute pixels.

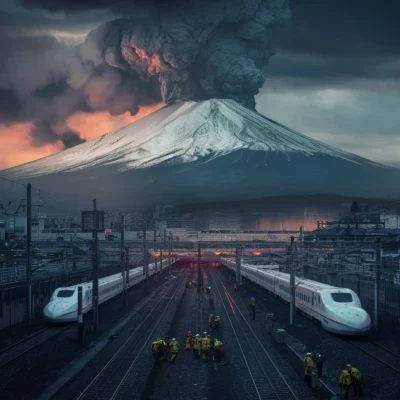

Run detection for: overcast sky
[[256, 0, 400, 167], [0, 0, 399, 169]]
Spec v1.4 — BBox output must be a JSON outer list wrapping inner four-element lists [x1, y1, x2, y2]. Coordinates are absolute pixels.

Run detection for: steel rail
[[211, 270, 299, 400], [76, 272, 187, 400]]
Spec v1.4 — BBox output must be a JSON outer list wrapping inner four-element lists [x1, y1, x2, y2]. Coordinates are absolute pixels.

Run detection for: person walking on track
[[250, 297, 256, 320]]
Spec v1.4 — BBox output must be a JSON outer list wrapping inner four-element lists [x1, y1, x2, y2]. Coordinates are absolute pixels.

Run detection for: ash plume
[[4, 0, 292, 149]]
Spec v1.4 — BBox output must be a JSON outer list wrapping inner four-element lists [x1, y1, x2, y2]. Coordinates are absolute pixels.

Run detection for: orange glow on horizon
[[0, 123, 60, 170], [0, 103, 164, 170]]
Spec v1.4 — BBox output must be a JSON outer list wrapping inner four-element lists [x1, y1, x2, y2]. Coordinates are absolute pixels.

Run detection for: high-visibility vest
[[152, 341, 159, 353], [339, 370, 352, 385], [201, 338, 210, 350], [350, 367, 361, 382], [303, 356, 313, 375], [251, 298, 256, 307], [170, 340, 179, 352], [193, 338, 201, 350]]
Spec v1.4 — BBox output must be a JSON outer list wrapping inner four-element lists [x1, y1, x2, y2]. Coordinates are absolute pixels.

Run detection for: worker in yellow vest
[[170, 338, 179, 362], [201, 332, 210, 363], [193, 334, 201, 359], [213, 339, 224, 362], [214, 316, 221, 331], [303, 352, 313, 387], [339, 365, 353, 399], [348, 364, 363, 397]]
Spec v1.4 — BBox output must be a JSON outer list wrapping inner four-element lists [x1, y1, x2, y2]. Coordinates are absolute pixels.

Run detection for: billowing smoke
[[3, 0, 292, 148]]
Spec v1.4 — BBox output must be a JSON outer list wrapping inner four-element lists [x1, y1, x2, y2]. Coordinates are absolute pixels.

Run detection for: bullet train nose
[[333, 306, 371, 334], [43, 301, 77, 322]]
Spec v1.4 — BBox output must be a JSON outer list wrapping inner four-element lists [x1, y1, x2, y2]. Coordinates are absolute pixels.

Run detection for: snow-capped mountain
[[2, 99, 399, 208]]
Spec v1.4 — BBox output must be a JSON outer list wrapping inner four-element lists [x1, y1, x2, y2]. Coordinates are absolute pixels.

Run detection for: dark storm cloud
[[0, 29, 161, 148], [0, 0, 292, 150], [265, 0, 400, 88]]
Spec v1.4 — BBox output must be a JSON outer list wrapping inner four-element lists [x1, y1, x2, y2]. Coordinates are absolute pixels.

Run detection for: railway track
[[210, 270, 299, 400], [75, 272, 187, 400], [0, 325, 72, 369], [347, 339, 400, 375]]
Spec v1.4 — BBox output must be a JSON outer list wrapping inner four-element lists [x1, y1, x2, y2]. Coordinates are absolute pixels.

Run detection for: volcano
[[2, 99, 399, 209]]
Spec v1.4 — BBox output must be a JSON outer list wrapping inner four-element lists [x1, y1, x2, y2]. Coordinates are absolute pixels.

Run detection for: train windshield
[[331, 292, 353, 303], [57, 290, 75, 298]]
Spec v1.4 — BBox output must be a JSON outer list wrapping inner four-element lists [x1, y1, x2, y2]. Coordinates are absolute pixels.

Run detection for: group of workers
[[151, 330, 225, 363], [303, 352, 363, 398], [339, 364, 363, 399], [190, 331, 225, 362], [151, 336, 180, 362], [303, 352, 324, 387]]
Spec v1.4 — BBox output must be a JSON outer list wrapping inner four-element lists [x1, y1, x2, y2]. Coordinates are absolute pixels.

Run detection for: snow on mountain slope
[[3, 99, 380, 179], [2, 99, 399, 208]]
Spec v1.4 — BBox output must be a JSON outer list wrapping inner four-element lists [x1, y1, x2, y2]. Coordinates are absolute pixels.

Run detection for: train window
[[57, 290, 75, 297], [331, 293, 353, 303]]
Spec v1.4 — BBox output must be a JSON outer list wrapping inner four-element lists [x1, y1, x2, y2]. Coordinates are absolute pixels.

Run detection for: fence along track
[[210, 270, 299, 400], [76, 272, 187, 400], [0, 325, 72, 368]]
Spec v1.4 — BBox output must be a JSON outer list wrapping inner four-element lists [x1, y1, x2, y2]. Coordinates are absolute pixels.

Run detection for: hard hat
[[172, 338, 176, 341], [203, 331, 207, 335], [306, 352, 311, 356], [196, 334, 200, 337], [188, 331, 191, 334], [216, 316, 220, 318], [347, 364, 352, 368]]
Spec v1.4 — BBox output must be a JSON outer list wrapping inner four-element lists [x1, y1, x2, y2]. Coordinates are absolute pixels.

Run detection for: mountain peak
[[4, 99, 375, 179], [2, 99, 399, 207]]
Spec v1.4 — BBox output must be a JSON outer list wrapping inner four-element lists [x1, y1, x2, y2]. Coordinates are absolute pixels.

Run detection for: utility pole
[[374, 238, 381, 332], [163, 228, 166, 251], [124, 247, 129, 309], [160, 242, 163, 276], [144, 224, 148, 292], [299, 226, 303, 277], [168, 236, 172, 274], [77, 286, 84, 344], [26, 183, 32, 325], [92, 199, 99, 331], [120, 214, 125, 306], [153, 222, 157, 281], [197, 243, 201, 293], [290, 236, 296, 326], [235, 245, 242, 289]]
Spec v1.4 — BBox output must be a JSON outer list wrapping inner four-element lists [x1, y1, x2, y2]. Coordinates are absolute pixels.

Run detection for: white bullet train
[[222, 259, 371, 335], [43, 259, 171, 323]]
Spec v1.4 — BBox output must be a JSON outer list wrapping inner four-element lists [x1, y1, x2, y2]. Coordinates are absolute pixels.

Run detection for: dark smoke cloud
[[30, 120, 86, 148], [3, 0, 292, 149]]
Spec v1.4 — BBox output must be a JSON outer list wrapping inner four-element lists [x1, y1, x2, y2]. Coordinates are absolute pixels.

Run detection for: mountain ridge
[[1, 99, 399, 208]]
